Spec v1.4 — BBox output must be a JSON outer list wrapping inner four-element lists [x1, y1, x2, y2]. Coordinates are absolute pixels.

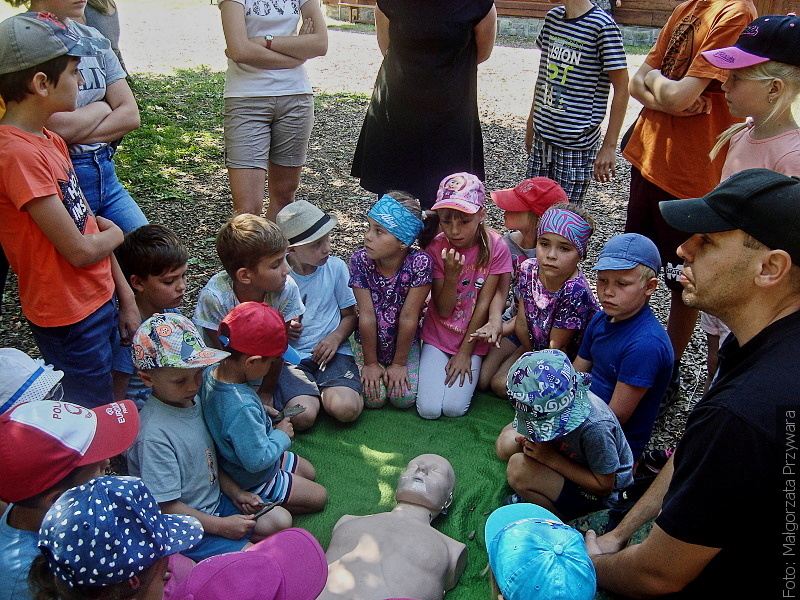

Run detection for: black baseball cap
[[701, 14, 800, 69], [659, 169, 800, 265]]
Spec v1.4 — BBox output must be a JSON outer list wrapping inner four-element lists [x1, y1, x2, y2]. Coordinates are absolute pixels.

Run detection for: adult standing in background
[[219, 0, 328, 220], [622, 0, 757, 407], [0, 0, 148, 234], [82, 0, 128, 74], [351, 0, 497, 209]]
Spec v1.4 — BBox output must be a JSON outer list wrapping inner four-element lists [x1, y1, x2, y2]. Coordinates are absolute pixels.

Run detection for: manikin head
[[395, 454, 455, 516]]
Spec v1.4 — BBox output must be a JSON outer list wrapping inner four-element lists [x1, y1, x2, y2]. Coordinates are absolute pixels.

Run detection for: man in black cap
[[585, 169, 800, 598]]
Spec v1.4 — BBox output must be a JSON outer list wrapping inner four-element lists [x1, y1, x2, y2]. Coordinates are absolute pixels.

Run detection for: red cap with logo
[[0, 400, 139, 503], [219, 302, 289, 358], [491, 178, 567, 215]]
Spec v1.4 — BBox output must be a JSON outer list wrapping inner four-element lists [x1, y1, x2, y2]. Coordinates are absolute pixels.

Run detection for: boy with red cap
[[0, 399, 138, 600], [200, 302, 327, 518]]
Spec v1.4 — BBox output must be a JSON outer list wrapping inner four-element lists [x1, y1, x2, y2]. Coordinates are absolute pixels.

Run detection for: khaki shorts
[[223, 94, 314, 169]]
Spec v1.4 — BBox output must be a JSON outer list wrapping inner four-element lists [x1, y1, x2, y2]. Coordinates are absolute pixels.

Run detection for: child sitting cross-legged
[[496, 349, 633, 521], [113, 224, 189, 406], [275, 201, 363, 429], [127, 313, 293, 562], [572, 233, 673, 462], [200, 302, 327, 516], [193, 214, 304, 405]]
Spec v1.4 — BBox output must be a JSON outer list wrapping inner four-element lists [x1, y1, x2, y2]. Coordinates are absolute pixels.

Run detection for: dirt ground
[[0, 7, 701, 447]]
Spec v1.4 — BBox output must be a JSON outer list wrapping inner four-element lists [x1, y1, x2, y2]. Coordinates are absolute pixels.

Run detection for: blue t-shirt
[[199, 366, 291, 492], [290, 256, 356, 359], [0, 506, 38, 600], [577, 304, 673, 459]]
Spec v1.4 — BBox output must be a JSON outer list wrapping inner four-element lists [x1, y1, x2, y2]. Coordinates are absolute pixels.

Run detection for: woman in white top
[[219, 0, 328, 219]]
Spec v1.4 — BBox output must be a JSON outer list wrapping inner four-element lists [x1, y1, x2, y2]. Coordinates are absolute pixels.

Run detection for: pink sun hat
[[432, 172, 486, 214], [701, 14, 800, 69]]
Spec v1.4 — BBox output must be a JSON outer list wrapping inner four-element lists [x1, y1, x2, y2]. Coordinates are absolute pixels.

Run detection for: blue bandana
[[368, 195, 424, 246]]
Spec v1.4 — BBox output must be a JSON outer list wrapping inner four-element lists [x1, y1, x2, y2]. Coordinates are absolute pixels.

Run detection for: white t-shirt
[[290, 256, 356, 358], [219, 0, 312, 97]]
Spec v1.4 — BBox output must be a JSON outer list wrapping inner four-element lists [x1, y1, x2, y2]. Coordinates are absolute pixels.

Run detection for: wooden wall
[[327, 0, 800, 28]]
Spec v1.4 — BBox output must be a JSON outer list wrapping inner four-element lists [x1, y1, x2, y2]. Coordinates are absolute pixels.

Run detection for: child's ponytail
[[710, 61, 800, 160]]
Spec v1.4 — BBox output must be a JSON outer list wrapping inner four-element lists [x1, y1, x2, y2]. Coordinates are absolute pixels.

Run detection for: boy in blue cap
[[572, 233, 673, 462], [497, 349, 633, 521], [485, 503, 596, 600]]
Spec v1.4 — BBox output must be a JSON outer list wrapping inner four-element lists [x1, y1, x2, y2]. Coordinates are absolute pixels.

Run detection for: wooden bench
[[337, 2, 373, 24]]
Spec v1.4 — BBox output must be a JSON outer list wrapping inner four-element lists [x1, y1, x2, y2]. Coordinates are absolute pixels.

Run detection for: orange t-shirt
[[623, 0, 758, 199], [0, 125, 114, 327]]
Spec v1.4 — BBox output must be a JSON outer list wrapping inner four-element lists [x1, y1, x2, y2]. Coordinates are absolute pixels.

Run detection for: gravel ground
[[0, 8, 700, 449]]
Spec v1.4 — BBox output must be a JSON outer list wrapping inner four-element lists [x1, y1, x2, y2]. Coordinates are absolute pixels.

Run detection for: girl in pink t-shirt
[[418, 173, 512, 419], [700, 16, 800, 389]]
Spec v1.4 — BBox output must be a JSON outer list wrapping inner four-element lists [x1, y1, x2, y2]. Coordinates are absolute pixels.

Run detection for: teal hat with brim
[[485, 503, 596, 600], [507, 350, 591, 442]]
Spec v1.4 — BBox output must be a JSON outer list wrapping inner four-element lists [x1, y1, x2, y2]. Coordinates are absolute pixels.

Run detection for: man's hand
[[585, 529, 627, 556]]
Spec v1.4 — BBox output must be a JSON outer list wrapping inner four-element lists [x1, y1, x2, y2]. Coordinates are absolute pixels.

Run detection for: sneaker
[[502, 493, 524, 506], [641, 447, 675, 475]]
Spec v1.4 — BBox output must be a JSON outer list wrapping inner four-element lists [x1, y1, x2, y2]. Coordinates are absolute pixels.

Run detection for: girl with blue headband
[[491, 203, 601, 403], [349, 192, 432, 409]]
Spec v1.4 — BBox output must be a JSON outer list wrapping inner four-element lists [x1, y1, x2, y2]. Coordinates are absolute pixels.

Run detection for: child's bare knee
[[323, 388, 363, 422]]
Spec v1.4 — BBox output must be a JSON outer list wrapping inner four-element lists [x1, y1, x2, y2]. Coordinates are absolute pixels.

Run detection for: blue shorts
[[554, 478, 609, 521], [181, 494, 250, 561], [274, 353, 361, 410]]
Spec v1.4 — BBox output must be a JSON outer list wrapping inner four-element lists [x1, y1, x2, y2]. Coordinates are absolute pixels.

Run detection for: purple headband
[[537, 208, 592, 257]]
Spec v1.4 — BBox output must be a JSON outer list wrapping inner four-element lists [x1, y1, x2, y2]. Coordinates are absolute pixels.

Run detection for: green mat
[[290, 391, 514, 600]]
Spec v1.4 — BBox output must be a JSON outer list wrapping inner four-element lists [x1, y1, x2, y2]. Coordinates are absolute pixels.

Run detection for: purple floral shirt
[[515, 258, 600, 359], [349, 248, 433, 366]]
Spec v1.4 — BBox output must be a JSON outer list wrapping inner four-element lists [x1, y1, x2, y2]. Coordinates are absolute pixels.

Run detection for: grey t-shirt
[[557, 391, 634, 496], [127, 395, 221, 515], [68, 21, 127, 154], [502, 232, 537, 321]]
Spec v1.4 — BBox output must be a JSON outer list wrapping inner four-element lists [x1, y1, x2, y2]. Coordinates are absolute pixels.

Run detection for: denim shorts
[[28, 299, 117, 408], [274, 353, 361, 409], [70, 145, 148, 233]]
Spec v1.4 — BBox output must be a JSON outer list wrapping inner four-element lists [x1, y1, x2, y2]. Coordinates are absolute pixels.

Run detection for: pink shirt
[[721, 127, 800, 180], [421, 229, 512, 355]]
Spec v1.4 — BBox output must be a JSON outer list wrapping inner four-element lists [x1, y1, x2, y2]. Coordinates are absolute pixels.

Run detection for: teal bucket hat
[[507, 350, 591, 442]]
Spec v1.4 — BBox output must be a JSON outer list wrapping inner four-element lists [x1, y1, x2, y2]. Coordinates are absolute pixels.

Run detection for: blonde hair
[[710, 60, 800, 159], [216, 214, 288, 277], [434, 208, 492, 266]]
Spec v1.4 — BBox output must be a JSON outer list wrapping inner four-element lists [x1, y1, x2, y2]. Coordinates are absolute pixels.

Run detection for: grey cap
[[0, 12, 110, 76]]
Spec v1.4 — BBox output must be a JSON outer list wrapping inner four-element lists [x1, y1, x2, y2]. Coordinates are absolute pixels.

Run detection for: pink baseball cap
[[491, 178, 567, 214], [168, 528, 327, 600], [701, 15, 800, 69], [0, 399, 138, 503], [219, 302, 289, 358], [431, 172, 486, 214]]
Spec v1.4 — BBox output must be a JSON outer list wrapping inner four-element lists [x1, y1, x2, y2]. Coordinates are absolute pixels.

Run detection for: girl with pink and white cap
[[699, 14, 800, 390]]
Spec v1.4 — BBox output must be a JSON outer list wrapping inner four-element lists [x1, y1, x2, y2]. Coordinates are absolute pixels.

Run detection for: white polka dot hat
[[38, 476, 203, 587]]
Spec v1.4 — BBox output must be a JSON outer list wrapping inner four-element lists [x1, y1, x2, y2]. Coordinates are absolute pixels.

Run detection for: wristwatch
[[264, 34, 273, 49]]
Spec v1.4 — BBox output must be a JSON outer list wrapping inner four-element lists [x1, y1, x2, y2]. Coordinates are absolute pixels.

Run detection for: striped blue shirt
[[533, 6, 627, 149]]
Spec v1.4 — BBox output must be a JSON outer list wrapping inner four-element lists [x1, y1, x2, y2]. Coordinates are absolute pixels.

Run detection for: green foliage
[[115, 68, 226, 202]]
